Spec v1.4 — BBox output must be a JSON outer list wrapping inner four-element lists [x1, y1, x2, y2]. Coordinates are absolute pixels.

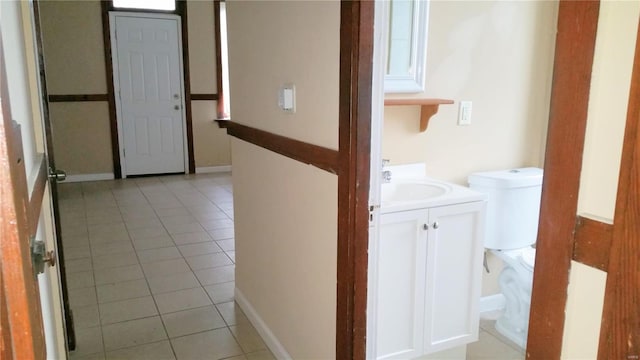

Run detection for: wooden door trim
[[336, 1, 374, 358], [48, 94, 109, 102], [216, 120, 339, 174], [176, 0, 195, 173], [572, 216, 613, 272], [101, 1, 195, 177], [190, 93, 218, 101], [597, 18, 640, 359], [526, 1, 600, 359], [0, 31, 46, 359], [101, 1, 123, 179]]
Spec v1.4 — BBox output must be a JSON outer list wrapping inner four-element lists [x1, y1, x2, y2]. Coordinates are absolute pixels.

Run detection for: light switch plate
[[458, 101, 472, 126], [279, 84, 296, 113]]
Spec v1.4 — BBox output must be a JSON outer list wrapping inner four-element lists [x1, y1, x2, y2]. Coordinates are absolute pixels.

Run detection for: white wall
[[562, 1, 640, 359], [226, 1, 340, 358]]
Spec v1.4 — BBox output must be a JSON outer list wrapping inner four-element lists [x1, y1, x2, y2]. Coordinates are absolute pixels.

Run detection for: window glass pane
[[220, 2, 231, 117], [113, 0, 176, 11]]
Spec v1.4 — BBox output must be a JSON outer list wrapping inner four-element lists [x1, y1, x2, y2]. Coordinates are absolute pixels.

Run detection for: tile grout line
[[65, 174, 256, 359], [117, 179, 175, 358]]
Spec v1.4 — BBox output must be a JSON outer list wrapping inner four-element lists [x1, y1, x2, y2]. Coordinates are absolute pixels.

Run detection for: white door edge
[[367, 1, 388, 359], [109, 12, 188, 178]]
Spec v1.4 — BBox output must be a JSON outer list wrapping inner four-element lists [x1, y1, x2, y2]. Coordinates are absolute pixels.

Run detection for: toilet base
[[495, 316, 527, 349], [490, 248, 535, 350]]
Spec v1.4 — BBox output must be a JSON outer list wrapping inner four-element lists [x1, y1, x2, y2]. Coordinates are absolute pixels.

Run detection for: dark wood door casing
[[597, 18, 640, 360], [526, 2, 600, 358], [101, 0, 196, 177]]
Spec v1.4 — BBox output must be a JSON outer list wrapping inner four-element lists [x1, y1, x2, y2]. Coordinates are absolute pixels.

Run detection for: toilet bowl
[[491, 247, 536, 348], [468, 167, 543, 349]]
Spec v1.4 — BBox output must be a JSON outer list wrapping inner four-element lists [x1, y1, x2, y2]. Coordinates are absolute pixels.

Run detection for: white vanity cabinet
[[373, 200, 486, 360]]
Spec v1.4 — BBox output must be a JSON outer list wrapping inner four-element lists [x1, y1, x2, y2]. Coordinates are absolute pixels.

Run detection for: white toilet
[[468, 167, 543, 349]]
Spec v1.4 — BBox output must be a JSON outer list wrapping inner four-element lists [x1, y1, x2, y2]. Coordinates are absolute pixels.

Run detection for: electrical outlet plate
[[458, 101, 472, 126]]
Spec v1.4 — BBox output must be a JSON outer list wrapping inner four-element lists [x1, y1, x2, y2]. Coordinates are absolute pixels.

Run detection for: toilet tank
[[468, 168, 543, 250]]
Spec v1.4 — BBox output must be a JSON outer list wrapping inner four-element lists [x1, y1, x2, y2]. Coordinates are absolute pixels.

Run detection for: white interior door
[[111, 13, 186, 176]]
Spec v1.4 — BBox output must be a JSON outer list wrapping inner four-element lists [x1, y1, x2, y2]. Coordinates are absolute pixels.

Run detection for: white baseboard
[[235, 287, 292, 360], [195, 165, 232, 174], [63, 173, 114, 183], [480, 294, 506, 315]]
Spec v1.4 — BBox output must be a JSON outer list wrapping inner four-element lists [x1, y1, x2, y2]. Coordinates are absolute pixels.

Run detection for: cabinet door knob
[[432, 222, 439, 229], [423, 224, 429, 230]]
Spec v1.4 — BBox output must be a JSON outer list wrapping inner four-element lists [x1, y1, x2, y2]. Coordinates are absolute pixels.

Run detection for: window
[[215, 0, 231, 119], [219, 1, 231, 118], [112, 0, 176, 11]]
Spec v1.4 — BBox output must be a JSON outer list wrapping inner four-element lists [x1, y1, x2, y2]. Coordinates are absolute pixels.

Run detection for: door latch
[[48, 167, 67, 182], [30, 236, 56, 275]]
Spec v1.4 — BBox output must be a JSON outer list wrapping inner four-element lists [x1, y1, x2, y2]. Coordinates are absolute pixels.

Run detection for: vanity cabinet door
[[423, 201, 486, 354], [375, 209, 429, 360]]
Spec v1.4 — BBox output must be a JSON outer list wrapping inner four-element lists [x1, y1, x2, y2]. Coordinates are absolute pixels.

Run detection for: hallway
[[58, 173, 273, 360]]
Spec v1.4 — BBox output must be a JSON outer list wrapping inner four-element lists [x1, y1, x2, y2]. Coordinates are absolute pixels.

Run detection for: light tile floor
[[466, 319, 526, 360], [60, 172, 524, 360], [59, 173, 274, 360]]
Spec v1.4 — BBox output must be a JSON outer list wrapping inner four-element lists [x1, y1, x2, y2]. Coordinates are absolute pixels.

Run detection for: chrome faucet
[[382, 159, 392, 183]]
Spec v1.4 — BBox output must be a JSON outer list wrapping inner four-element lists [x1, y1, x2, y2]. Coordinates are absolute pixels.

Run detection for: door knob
[[48, 168, 66, 182], [174, 105, 180, 110], [432, 222, 439, 229], [423, 224, 429, 230], [31, 240, 55, 275]]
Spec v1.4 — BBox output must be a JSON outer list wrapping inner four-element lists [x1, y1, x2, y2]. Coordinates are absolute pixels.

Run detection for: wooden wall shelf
[[384, 98, 454, 132]]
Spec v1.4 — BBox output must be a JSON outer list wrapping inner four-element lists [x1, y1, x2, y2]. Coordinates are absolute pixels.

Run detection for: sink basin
[[382, 182, 450, 203]]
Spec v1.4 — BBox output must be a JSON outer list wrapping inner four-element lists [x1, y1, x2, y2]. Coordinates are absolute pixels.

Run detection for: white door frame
[[109, 11, 189, 178]]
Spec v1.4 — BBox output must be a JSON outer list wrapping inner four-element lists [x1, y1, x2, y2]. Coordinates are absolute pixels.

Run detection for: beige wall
[[232, 140, 338, 358], [226, 1, 340, 357], [39, 0, 112, 176], [191, 101, 230, 167], [383, 1, 557, 297], [39, 0, 107, 94], [562, 1, 640, 359], [382, 0, 557, 185], [187, 1, 230, 168], [226, 1, 340, 150], [38, 0, 230, 176], [49, 102, 114, 175]]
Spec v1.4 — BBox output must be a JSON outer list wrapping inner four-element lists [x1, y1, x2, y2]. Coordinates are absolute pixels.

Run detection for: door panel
[[31, 0, 75, 351], [424, 202, 485, 354], [114, 15, 185, 176], [376, 210, 429, 360]]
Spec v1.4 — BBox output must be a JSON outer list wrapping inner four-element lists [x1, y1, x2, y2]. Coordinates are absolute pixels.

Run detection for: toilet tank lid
[[468, 167, 543, 188]]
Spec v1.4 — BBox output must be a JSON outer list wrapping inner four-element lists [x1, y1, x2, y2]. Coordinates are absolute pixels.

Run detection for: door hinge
[[369, 205, 380, 222], [123, 149, 126, 157]]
